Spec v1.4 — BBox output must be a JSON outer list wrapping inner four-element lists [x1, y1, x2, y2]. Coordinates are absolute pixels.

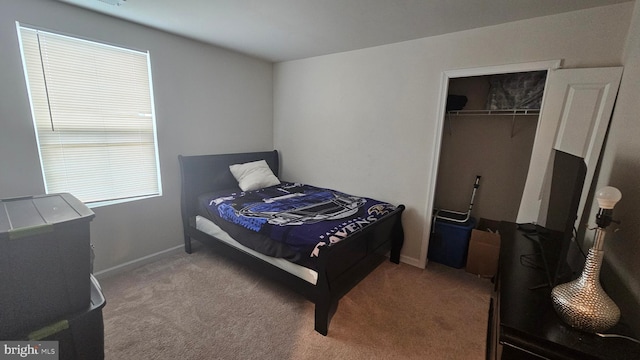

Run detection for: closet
[[423, 62, 622, 268], [433, 71, 546, 223]]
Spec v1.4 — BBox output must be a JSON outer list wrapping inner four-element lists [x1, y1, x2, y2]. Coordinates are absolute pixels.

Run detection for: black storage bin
[[28, 275, 106, 360], [0, 193, 95, 339]]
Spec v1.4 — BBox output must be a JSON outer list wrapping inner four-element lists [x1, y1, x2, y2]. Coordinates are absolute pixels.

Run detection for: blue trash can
[[428, 217, 476, 268]]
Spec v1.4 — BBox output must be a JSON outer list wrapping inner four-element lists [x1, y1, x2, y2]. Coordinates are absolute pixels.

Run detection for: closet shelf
[[445, 108, 540, 138], [446, 109, 540, 116]]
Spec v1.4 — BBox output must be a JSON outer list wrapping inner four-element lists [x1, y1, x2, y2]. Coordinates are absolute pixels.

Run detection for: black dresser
[[487, 222, 640, 360]]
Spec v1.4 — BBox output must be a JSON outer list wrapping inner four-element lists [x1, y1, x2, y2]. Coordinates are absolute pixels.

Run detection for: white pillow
[[229, 160, 281, 191]]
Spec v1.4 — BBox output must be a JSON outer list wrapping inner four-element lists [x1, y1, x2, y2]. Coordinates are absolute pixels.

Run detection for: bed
[[179, 150, 405, 335]]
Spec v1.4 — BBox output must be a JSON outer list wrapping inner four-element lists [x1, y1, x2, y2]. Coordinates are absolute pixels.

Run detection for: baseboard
[[94, 244, 423, 279], [93, 244, 184, 280], [400, 254, 422, 268]]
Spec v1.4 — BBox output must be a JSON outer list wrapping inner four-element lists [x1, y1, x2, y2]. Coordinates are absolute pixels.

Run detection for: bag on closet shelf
[[486, 71, 546, 110]]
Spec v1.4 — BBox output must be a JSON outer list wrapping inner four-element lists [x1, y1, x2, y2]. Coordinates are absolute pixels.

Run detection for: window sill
[[86, 194, 161, 209]]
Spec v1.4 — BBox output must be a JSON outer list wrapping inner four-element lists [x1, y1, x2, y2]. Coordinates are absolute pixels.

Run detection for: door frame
[[419, 60, 562, 269]]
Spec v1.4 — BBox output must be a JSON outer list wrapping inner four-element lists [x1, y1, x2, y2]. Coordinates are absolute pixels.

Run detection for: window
[[17, 24, 161, 206]]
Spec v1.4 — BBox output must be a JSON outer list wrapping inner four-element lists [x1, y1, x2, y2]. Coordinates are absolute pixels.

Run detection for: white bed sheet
[[195, 215, 318, 285]]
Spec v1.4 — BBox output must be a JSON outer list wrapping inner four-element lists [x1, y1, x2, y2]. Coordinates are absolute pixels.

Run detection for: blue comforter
[[207, 183, 397, 258]]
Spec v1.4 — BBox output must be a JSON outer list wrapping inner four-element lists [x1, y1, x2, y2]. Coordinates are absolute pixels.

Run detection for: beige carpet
[[99, 244, 492, 359]]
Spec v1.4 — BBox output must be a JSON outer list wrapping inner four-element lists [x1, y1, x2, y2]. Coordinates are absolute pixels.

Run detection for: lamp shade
[[596, 186, 622, 210]]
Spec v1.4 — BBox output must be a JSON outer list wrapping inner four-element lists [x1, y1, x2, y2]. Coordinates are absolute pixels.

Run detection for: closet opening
[[433, 71, 546, 225], [420, 60, 563, 269], [423, 61, 621, 273]]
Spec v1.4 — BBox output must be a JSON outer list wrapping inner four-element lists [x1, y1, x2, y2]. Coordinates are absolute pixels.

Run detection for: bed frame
[[178, 150, 405, 335]]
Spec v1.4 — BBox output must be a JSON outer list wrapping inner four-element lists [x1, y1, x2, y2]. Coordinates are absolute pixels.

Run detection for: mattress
[[195, 215, 318, 285]]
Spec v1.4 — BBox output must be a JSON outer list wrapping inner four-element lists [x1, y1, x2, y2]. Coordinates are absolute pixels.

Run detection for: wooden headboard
[[178, 150, 280, 225]]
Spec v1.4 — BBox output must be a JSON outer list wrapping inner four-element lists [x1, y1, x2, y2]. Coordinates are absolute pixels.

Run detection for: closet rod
[[446, 109, 540, 116]]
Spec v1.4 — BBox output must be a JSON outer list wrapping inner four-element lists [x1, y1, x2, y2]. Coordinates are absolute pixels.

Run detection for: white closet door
[[516, 67, 623, 224]]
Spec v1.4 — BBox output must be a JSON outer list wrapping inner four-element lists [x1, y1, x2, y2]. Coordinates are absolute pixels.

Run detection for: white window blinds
[[18, 25, 161, 205]]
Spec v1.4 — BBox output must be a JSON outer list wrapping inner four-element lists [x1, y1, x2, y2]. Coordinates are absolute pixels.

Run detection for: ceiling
[[58, 0, 631, 62]]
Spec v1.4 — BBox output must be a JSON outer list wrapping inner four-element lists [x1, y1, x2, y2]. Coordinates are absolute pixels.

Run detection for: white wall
[[274, 3, 633, 266], [0, 0, 273, 273]]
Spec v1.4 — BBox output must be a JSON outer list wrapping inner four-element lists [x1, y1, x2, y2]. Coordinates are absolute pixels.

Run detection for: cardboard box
[[465, 218, 501, 277]]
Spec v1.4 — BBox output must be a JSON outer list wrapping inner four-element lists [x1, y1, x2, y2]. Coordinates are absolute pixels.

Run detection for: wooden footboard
[[313, 204, 405, 335], [178, 150, 405, 335]]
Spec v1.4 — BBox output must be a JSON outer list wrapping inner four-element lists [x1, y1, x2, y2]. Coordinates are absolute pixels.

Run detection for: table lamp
[[550, 186, 621, 332]]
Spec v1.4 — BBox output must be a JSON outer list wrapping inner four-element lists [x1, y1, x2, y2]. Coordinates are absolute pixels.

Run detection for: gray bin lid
[[0, 193, 95, 240]]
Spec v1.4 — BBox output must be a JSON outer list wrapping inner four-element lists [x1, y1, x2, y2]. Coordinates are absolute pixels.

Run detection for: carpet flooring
[[99, 244, 493, 359]]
